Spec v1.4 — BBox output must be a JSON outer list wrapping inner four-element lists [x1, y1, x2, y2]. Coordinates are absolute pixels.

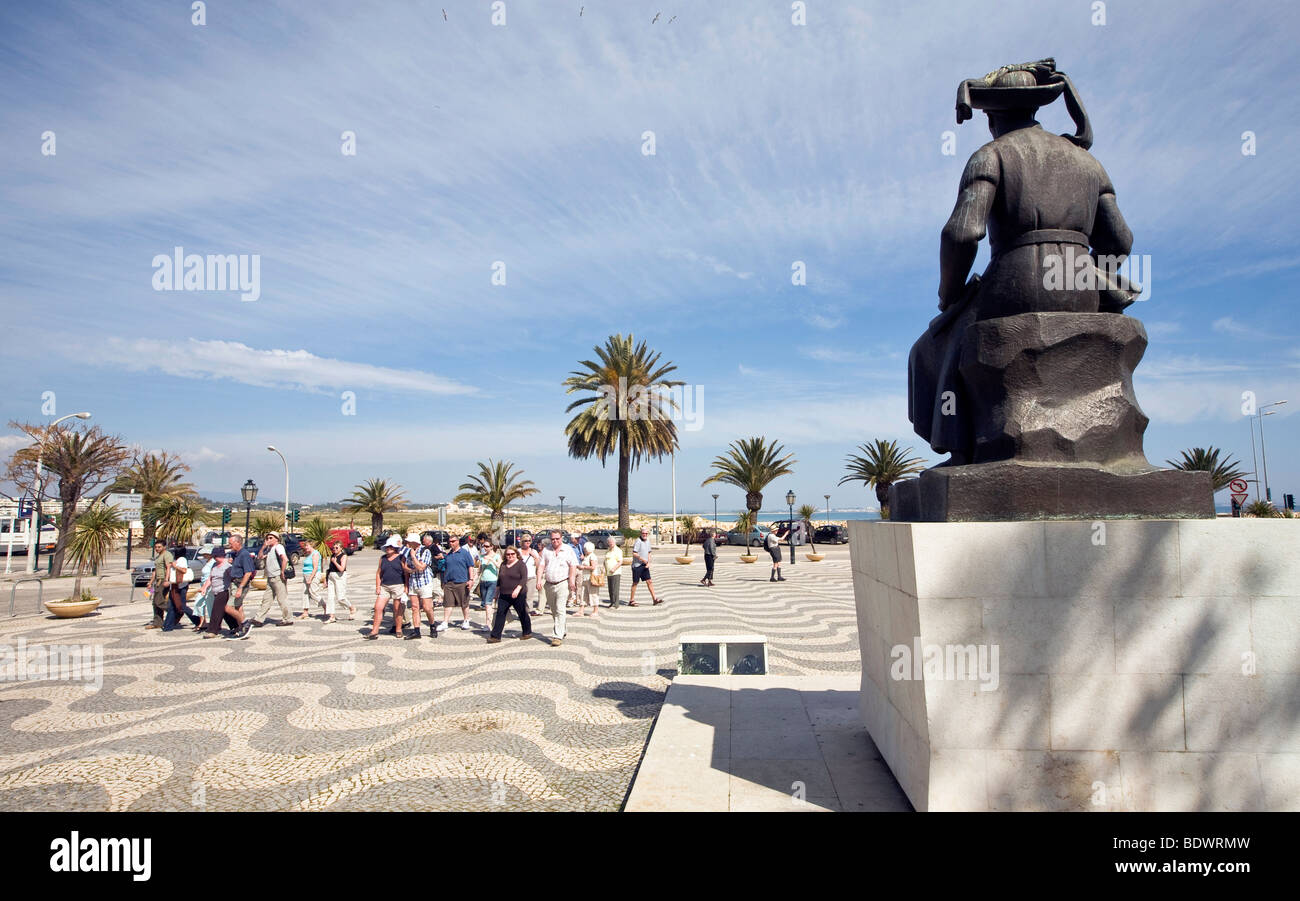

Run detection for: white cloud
[[83, 338, 473, 397], [659, 248, 754, 281], [808, 313, 844, 330], [185, 446, 226, 463]]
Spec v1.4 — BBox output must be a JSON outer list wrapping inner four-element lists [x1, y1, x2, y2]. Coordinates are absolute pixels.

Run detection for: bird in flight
[[652, 12, 660, 24], [442, 8, 447, 20], [668, 15, 676, 23]]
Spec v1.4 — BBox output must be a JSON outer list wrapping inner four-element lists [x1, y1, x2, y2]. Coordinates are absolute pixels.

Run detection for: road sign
[[1230, 492, 1250, 507], [105, 492, 144, 521], [1228, 479, 1248, 495]]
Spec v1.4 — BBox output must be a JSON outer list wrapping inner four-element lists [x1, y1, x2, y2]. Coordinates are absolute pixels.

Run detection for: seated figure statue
[[895, 59, 1211, 521]]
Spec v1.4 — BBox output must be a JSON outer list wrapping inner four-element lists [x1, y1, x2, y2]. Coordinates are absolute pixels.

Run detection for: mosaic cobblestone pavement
[[0, 548, 858, 811]]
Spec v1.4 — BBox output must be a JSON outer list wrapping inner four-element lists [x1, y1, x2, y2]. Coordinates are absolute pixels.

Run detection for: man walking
[[627, 527, 663, 606], [536, 529, 577, 647], [145, 538, 173, 630], [251, 532, 294, 627], [700, 528, 717, 587], [209, 534, 255, 639], [404, 532, 437, 639], [437, 534, 477, 632]]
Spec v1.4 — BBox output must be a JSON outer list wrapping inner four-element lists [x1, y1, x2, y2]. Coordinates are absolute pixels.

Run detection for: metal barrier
[[9, 578, 44, 617]]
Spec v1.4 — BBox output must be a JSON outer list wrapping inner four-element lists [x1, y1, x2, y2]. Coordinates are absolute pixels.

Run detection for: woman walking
[[297, 538, 325, 620], [604, 537, 624, 609], [487, 546, 532, 643], [700, 529, 717, 587], [325, 538, 356, 623], [577, 541, 599, 617], [478, 538, 502, 625], [192, 547, 215, 631], [366, 535, 409, 639], [519, 534, 541, 615]]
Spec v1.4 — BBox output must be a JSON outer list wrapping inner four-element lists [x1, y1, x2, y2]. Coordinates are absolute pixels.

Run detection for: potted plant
[[675, 515, 699, 564], [46, 500, 123, 618], [799, 503, 824, 561], [735, 510, 758, 563]]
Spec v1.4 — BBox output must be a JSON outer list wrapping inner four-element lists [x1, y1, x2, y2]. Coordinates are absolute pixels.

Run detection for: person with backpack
[[766, 526, 788, 582]]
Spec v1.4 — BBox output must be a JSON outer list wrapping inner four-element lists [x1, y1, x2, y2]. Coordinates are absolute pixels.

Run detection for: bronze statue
[[893, 60, 1211, 521]]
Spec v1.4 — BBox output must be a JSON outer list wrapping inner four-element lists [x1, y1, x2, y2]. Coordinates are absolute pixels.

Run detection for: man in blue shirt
[[436, 534, 478, 632], [210, 534, 256, 639]]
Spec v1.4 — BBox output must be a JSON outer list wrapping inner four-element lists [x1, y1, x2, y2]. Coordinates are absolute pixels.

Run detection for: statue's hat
[[956, 57, 1092, 150]]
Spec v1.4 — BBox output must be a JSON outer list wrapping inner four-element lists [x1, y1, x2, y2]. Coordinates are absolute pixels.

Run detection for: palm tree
[[344, 478, 407, 537], [111, 451, 196, 545], [3, 421, 132, 575], [1165, 446, 1247, 493], [1244, 499, 1280, 518], [64, 501, 125, 599], [564, 333, 684, 530], [301, 516, 332, 548], [250, 513, 281, 541], [454, 460, 539, 541], [679, 514, 700, 553], [797, 503, 819, 548], [838, 439, 927, 520], [149, 496, 205, 545], [702, 437, 797, 535], [734, 510, 757, 554]]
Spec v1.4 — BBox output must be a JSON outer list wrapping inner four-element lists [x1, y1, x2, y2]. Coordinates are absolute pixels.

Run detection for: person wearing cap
[[145, 538, 173, 630], [296, 537, 325, 621], [251, 532, 294, 627], [200, 547, 245, 639], [403, 531, 436, 639], [366, 534, 409, 639], [628, 527, 664, 606]]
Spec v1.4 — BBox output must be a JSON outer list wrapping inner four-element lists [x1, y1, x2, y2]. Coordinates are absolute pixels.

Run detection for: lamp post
[[559, 496, 565, 533], [670, 452, 677, 545], [1258, 401, 1286, 504], [712, 494, 719, 538], [785, 489, 796, 566], [27, 411, 92, 574], [241, 479, 258, 540], [267, 445, 288, 533], [824, 494, 831, 525]]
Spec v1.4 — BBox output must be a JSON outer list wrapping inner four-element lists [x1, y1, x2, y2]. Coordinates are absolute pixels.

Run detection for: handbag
[[591, 569, 606, 588], [284, 564, 296, 580]]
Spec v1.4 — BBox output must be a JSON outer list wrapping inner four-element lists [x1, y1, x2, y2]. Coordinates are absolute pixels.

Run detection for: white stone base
[[849, 518, 1300, 811]]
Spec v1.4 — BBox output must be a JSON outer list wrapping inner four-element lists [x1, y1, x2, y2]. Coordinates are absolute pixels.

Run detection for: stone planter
[[805, 552, 825, 562], [675, 555, 695, 565], [44, 597, 102, 618], [738, 554, 758, 563]]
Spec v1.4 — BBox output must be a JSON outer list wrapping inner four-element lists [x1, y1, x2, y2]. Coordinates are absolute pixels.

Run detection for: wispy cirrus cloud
[[83, 338, 473, 397]]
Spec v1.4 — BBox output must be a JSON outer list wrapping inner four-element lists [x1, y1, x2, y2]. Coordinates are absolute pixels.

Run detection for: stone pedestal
[[849, 519, 1300, 811]]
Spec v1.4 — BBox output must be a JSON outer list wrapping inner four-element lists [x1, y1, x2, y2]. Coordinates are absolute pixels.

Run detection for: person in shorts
[[437, 534, 477, 632], [366, 535, 409, 639], [628, 527, 663, 606], [403, 531, 437, 639], [766, 525, 788, 581]]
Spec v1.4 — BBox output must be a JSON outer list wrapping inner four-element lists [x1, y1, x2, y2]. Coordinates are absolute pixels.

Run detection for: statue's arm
[[1091, 173, 1133, 260], [939, 147, 998, 309]]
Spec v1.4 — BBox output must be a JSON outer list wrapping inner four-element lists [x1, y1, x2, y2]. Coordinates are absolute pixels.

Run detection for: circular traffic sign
[[1229, 478, 1248, 494]]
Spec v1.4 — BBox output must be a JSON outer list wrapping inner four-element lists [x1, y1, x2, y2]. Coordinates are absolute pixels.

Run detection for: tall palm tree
[[3, 421, 132, 575], [344, 478, 407, 538], [679, 514, 700, 552], [564, 333, 684, 530], [111, 451, 196, 545], [454, 459, 539, 541], [1165, 446, 1247, 493], [838, 439, 927, 520], [64, 501, 125, 599], [701, 437, 797, 534], [797, 503, 819, 548]]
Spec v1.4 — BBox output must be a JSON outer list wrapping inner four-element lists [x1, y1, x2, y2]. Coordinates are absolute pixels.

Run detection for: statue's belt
[[999, 228, 1090, 252]]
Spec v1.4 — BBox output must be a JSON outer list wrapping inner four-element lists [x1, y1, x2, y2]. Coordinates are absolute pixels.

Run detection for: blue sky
[[2, 0, 1298, 513]]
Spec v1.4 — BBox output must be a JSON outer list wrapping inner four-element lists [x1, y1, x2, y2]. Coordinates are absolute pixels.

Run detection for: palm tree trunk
[[51, 485, 80, 576], [372, 512, 382, 537], [491, 512, 504, 543], [617, 444, 631, 531], [876, 482, 891, 521]]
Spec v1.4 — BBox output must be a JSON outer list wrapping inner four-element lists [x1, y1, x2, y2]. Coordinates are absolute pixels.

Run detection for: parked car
[[584, 528, 619, 549], [813, 524, 849, 544], [328, 528, 364, 554], [726, 527, 768, 547], [131, 562, 155, 587], [202, 530, 232, 546], [373, 530, 394, 549], [767, 521, 808, 545], [421, 530, 451, 549]]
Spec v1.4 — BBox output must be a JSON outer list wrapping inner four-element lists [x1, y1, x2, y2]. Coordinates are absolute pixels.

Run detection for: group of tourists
[[143, 527, 673, 647]]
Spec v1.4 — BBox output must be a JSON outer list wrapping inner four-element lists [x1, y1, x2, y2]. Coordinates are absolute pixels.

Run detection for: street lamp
[[712, 494, 719, 538], [1258, 401, 1286, 504], [559, 496, 565, 533], [267, 445, 288, 532], [27, 411, 92, 573], [241, 479, 258, 540], [785, 489, 796, 566], [824, 494, 831, 526]]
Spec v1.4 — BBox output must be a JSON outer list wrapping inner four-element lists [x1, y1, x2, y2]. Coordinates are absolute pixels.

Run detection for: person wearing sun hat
[[402, 531, 436, 639], [366, 534, 409, 640]]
